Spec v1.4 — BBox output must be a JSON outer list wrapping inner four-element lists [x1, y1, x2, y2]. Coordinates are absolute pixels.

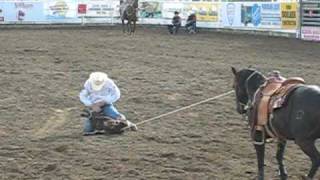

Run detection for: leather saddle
[[251, 74, 305, 141]]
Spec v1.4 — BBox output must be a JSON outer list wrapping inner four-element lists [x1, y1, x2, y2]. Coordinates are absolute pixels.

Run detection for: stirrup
[[253, 129, 265, 145]]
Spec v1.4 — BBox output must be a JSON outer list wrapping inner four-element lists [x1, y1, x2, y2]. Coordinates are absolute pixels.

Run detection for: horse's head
[[231, 67, 266, 114], [123, 0, 138, 8], [132, 0, 138, 9], [126, 5, 135, 16]]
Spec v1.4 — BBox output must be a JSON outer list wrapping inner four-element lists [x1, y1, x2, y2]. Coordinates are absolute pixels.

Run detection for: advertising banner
[[0, 4, 4, 22], [222, 2, 281, 28], [78, 3, 86, 14], [80, 0, 119, 17], [44, 0, 77, 20], [162, 2, 185, 19], [240, 2, 261, 27], [139, 0, 162, 19], [221, 3, 242, 27], [260, 3, 281, 28], [301, 26, 320, 41], [0, 0, 41, 2], [185, 2, 219, 22], [281, 3, 297, 29], [0, 1, 44, 22], [0, 0, 300, 33]]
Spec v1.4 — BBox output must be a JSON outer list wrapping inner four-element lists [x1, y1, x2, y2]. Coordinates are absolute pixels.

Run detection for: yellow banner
[[281, 3, 297, 29], [186, 3, 219, 22]]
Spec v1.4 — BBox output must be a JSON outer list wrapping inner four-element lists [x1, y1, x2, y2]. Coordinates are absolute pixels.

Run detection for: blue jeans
[[83, 104, 121, 133], [186, 21, 196, 32], [168, 24, 181, 34]]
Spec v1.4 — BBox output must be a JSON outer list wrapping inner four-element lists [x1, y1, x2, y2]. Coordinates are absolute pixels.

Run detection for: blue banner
[[0, 2, 45, 22], [261, 3, 280, 27], [252, 4, 261, 27]]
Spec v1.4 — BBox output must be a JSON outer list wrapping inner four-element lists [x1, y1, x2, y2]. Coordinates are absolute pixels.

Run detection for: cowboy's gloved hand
[[91, 101, 106, 112], [91, 104, 101, 112], [94, 101, 106, 107]]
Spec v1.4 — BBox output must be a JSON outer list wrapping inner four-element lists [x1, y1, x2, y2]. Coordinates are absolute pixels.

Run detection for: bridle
[[236, 70, 260, 113]]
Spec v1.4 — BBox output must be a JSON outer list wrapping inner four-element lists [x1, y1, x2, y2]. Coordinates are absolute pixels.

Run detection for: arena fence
[[0, 0, 319, 42], [300, 0, 320, 41]]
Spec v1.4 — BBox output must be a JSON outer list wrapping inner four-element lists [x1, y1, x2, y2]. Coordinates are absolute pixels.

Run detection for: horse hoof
[[253, 175, 264, 180], [253, 177, 263, 180], [279, 175, 288, 180], [278, 170, 288, 180]]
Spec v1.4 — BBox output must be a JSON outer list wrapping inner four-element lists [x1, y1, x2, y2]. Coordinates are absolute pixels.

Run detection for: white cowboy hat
[[89, 72, 108, 91]]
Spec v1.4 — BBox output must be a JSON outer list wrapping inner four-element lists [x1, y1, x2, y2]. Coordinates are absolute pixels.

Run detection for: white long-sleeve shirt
[[79, 78, 120, 106]]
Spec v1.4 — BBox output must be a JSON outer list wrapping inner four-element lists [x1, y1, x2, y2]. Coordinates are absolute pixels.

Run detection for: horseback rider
[[120, 0, 139, 34], [79, 72, 137, 135]]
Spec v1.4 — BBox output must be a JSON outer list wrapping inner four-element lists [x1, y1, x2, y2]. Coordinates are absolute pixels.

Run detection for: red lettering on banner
[[78, 4, 87, 14], [302, 27, 320, 41]]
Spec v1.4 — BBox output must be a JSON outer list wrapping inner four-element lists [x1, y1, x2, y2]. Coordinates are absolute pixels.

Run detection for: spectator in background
[[168, 11, 181, 34], [186, 13, 197, 34]]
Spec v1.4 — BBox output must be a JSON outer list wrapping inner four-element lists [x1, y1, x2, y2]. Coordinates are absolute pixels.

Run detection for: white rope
[[124, 90, 234, 129]]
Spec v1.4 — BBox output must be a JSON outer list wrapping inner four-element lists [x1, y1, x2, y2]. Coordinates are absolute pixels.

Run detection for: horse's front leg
[[122, 19, 125, 34], [133, 20, 136, 34], [254, 144, 265, 180], [276, 140, 288, 180], [254, 130, 265, 180], [127, 20, 131, 35], [254, 143, 265, 180]]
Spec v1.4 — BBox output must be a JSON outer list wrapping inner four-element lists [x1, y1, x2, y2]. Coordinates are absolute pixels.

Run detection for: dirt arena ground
[[0, 26, 320, 180]]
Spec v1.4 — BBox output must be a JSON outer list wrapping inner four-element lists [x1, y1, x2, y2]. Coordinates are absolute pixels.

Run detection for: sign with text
[[44, 0, 77, 20], [260, 3, 280, 28], [84, 0, 119, 17], [0, 1, 45, 21], [186, 2, 219, 22], [281, 3, 297, 29], [302, 26, 320, 41]]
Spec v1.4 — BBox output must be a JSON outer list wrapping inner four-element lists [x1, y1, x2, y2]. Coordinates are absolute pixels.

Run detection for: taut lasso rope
[[123, 90, 234, 130]]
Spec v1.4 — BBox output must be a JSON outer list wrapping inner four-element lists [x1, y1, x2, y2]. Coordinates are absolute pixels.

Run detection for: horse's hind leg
[[296, 139, 320, 179], [276, 140, 288, 180]]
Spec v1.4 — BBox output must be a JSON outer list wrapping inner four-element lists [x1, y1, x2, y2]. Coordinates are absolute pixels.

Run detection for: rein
[[239, 70, 260, 112]]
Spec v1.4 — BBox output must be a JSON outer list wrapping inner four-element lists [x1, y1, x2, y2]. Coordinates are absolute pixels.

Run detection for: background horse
[[120, 0, 138, 34], [231, 67, 320, 180]]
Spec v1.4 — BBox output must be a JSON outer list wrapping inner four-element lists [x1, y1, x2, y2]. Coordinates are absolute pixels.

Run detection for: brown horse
[[120, 0, 138, 35], [231, 67, 320, 180]]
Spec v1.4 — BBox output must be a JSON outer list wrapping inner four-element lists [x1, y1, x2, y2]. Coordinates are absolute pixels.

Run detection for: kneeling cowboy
[[79, 72, 137, 135]]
